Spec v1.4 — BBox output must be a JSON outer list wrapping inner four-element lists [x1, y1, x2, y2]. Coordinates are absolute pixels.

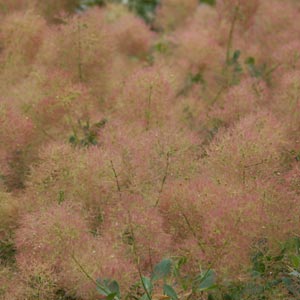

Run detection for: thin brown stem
[[71, 253, 99, 288], [155, 151, 170, 207], [148, 246, 153, 274], [210, 85, 226, 106], [77, 20, 83, 82], [72, 253, 114, 297], [242, 159, 266, 185], [110, 160, 122, 200], [127, 210, 152, 300], [181, 211, 206, 254], [145, 85, 153, 131], [39, 127, 56, 141], [226, 4, 240, 65]]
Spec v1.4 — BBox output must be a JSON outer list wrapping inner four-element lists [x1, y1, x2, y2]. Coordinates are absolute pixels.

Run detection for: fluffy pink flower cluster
[[1, 0, 300, 299]]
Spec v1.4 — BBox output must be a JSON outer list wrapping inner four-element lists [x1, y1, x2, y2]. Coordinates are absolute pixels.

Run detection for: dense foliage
[[1, 0, 300, 299]]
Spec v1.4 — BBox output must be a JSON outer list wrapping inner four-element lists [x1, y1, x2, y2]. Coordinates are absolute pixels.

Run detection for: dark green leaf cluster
[[96, 258, 217, 300], [79, 0, 159, 23], [93, 237, 300, 300], [69, 118, 107, 147], [209, 237, 300, 300]]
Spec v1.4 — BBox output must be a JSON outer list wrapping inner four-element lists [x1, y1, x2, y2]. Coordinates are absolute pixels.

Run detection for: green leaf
[[244, 283, 264, 296], [96, 278, 116, 297], [291, 255, 300, 268], [94, 118, 107, 128], [245, 57, 255, 65], [106, 292, 117, 300], [152, 259, 173, 281], [232, 50, 241, 62], [289, 270, 300, 278], [163, 284, 178, 300], [140, 294, 151, 300], [190, 73, 204, 84], [282, 276, 300, 296], [58, 190, 65, 204], [69, 135, 77, 144], [194, 270, 217, 292], [200, 0, 216, 5], [106, 280, 120, 298], [96, 283, 110, 296], [251, 251, 265, 274], [176, 256, 187, 269], [173, 256, 187, 277], [141, 276, 153, 298]]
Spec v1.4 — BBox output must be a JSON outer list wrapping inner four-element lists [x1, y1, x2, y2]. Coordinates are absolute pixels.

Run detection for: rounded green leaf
[[163, 284, 178, 300], [152, 259, 173, 281]]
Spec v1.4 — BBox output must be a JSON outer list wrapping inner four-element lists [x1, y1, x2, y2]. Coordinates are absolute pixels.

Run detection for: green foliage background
[[80, 0, 215, 22]]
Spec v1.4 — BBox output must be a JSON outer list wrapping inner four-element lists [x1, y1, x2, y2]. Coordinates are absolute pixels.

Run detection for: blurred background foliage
[[80, 0, 216, 23]]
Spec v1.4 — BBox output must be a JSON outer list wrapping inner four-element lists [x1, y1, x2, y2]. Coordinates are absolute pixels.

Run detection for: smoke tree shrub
[[31, 0, 80, 23], [30, 72, 101, 143], [2, 0, 300, 299], [216, 0, 260, 30], [271, 40, 300, 73], [0, 105, 34, 154], [37, 7, 115, 97], [284, 162, 300, 199], [245, 0, 300, 66], [0, 265, 48, 300], [209, 78, 270, 127], [204, 112, 287, 185], [100, 121, 200, 203], [155, 0, 198, 31], [15, 204, 89, 271], [0, 0, 28, 15], [23, 143, 115, 226], [0, 10, 46, 84], [159, 177, 256, 275], [15, 203, 133, 300], [159, 5, 224, 101], [0, 266, 14, 298], [102, 193, 172, 271], [0, 104, 34, 189], [276, 70, 300, 110], [272, 71, 300, 142], [113, 65, 175, 128], [0, 0, 80, 20], [107, 7, 155, 59], [64, 233, 136, 299], [0, 191, 19, 241], [171, 18, 223, 84], [0, 191, 19, 268]]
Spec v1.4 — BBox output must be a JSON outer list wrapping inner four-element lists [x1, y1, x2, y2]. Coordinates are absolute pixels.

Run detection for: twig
[[148, 246, 154, 274], [71, 253, 99, 288], [264, 63, 282, 78], [154, 151, 170, 207], [209, 215, 242, 271], [72, 253, 113, 297], [210, 3, 240, 106], [181, 211, 206, 254], [77, 20, 83, 82], [110, 160, 122, 200], [226, 4, 240, 65], [145, 85, 153, 131], [242, 159, 266, 185], [39, 127, 56, 141], [210, 85, 226, 106], [127, 210, 152, 300]]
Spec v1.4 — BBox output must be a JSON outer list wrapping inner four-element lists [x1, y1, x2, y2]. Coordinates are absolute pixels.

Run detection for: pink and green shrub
[[1, 1, 300, 299]]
